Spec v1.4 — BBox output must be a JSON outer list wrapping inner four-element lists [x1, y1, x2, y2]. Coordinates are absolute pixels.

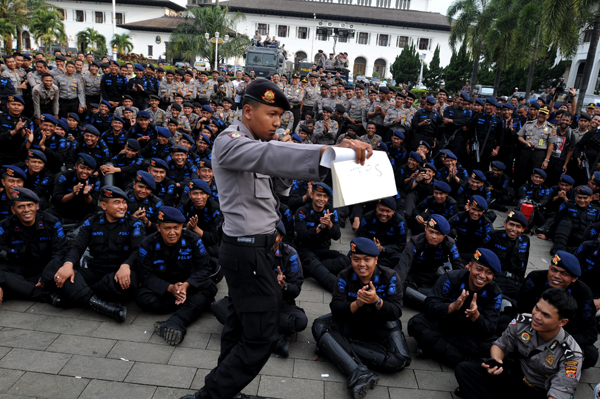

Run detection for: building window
[[298, 27, 308, 39], [115, 12, 124, 25], [378, 34, 389, 46], [148, 45, 153, 57], [354, 56, 366, 76], [358, 32, 369, 45], [584, 29, 594, 43], [257, 23, 269, 35], [374, 58, 386, 78], [278, 25, 288, 38], [418, 38, 430, 50], [397, 36, 409, 48], [317, 29, 328, 41], [396, 0, 410, 9], [95, 11, 104, 23], [75, 10, 85, 22], [338, 35, 348, 43]]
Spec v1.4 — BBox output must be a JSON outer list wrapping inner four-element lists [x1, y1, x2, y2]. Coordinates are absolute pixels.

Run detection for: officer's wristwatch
[[283, 283, 289, 291], [375, 298, 382, 308]]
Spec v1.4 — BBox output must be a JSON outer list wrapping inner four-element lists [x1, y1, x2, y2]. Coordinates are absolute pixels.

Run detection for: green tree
[[169, 6, 249, 66], [444, 42, 473, 93], [0, 0, 27, 53], [110, 33, 133, 55], [423, 44, 443, 89], [76, 27, 106, 56], [390, 43, 420, 85], [28, 7, 66, 52], [0, 18, 15, 52]]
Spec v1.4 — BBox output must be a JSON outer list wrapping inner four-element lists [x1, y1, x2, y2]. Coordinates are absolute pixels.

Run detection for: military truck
[[244, 46, 288, 78]]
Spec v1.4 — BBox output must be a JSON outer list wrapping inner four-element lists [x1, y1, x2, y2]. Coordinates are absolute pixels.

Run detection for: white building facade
[[565, 29, 600, 96]]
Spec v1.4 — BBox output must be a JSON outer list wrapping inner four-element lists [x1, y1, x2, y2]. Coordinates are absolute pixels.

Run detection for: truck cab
[[244, 46, 287, 78]]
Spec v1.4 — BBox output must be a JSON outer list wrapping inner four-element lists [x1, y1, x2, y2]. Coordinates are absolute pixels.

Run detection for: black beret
[[335, 104, 346, 113], [506, 210, 528, 227], [10, 187, 40, 203], [157, 206, 186, 224], [323, 106, 334, 113], [127, 138, 140, 151], [77, 153, 96, 169], [198, 159, 212, 169], [171, 145, 188, 154], [312, 182, 332, 196], [150, 158, 169, 170], [350, 237, 380, 257], [378, 197, 396, 211], [27, 149, 47, 163], [171, 103, 182, 111], [244, 80, 290, 110], [101, 185, 127, 200], [433, 180, 451, 193], [83, 124, 100, 136]]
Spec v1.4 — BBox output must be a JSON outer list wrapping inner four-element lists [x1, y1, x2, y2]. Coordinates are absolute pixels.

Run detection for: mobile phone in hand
[[484, 358, 501, 369]]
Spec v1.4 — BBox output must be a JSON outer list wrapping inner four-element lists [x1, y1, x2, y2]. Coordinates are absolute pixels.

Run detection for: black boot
[[88, 295, 126, 322], [351, 370, 379, 399], [155, 321, 184, 346], [274, 335, 290, 357]]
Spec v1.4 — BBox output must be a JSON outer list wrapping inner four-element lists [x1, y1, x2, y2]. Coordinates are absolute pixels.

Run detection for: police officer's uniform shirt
[[575, 240, 600, 298], [552, 199, 600, 230], [294, 202, 340, 249], [140, 139, 171, 160], [154, 178, 178, 206], [313, 120, 339, 145], [1, 69, 23, 96], [212, 120, 325, 236], [448, 211, 493, 254], [21, 166, 54, 202], [495, 313, 583, 398], [82, 73, 102, 97], [178, 197, 222, 248], [125, 188, 162, 225], [456, 183, 492, 209], [518, 120, 558, 150], [517, 183, 551, 206], [359, 134, 382, 150], [413, 195, 459, 221], [280, 111, 294, 131], [357, 210, 406, 256], [273, 242, 303, 302], [347, 96, 368, 124], [27, 129, 69, 173], [114, 105, 139, 118], [158, 81, 178, 102], [32, 83, 59, 119], [195, 81, 211, 102], [51, 169, 101, 216], [484, 230, 529, 279], [101, 129, 128, 157], [181, 81, 197, 99], [101, 73, 128, 102], [302, 84, 319, 108], [55, 74, 85, 106], [26, 71, 42, 89], [285, 85, 304, 106], [384, 107, 412, 131]]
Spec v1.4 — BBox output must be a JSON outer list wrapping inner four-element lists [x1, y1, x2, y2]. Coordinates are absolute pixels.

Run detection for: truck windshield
[[247, 52, 277, 67]]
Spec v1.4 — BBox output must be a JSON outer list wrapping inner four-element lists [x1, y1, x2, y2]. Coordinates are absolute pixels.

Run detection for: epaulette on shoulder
[[525, 120, 535, 124]]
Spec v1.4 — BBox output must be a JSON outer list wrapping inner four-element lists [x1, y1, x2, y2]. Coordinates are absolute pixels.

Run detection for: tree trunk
[[16, 28, 22, 53], [493, 62, 503, 97], [470, 46, 481, 88], [525, 26, 541, 101], [576, 12, 600, 113]]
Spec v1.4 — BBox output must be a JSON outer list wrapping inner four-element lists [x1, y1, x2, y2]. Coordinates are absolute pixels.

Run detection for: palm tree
[[0, 0, 27, 53], [0, 18, 15, 52], [28, 8, 66, 52], [15, 0, 50, 53], [76, 27, 106, 56], [110, 33, 133, 55], [169, 5, 249, 66], [446, 0, 491, 88]]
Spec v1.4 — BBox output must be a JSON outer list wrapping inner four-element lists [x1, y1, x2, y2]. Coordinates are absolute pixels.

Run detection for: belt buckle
[[522, 377, 535, 389], [237, 236, 255, 244]]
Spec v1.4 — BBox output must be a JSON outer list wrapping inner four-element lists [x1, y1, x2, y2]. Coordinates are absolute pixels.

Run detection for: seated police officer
[[456, 170, 491, 210], [19, 149, 53, 209], [410, 180, 458, 234], [312, 238, 411, 399], [394, 151, 423, 197], [449, 195, 493, 262], [514, 252, 598, 369], [356, 197, 407, 268], [535, 174, 575, 236], [574, 237, 600, 329], [436, 150, 468, 196], [100, 138, 144, 189], [140, 126, 172, 160], [408, 248, 502, 368], [516, 168, 551, 229], [53, 186, 146, 322], [126, 171, 163, 232], [403, 162, 436, 218], [137, 206, 217, 346], [167, 145, 199, 193], [147, 157, 178, 206], [485, 161, 514, 212], [179, 179, 222, 258], [397, 214, 465, 307], [0, 188, 67, 304], [454, 288, 583, 399], [272, 221, 307, 358], [295, 182, 345, 292], [0, 165, 26, 221]]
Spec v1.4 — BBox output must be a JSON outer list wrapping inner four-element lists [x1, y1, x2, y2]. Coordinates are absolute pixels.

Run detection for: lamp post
[[205, 32, 229, 71], [417, 52, 426, 89]]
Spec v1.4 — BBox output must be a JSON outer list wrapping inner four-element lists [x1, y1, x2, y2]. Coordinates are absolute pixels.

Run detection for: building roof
[[56, 0, 186, 12], [118, 16, 187, 32], [220, 0, 451, 31]]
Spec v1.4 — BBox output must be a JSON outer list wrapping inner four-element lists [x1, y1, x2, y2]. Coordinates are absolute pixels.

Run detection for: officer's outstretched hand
[[55, 262, 75, 288], [482, 359, 503, 375], [276, 267, 286, 289], [465, 293, 479, 321], [336, 138, 373, 165], [449, 289, 469, 313], [115, 264, 131, 290]]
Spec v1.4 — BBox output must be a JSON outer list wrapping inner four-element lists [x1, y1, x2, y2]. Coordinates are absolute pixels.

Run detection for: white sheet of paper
[[319, 147, 357, 168], [330, 151, 397, 208]]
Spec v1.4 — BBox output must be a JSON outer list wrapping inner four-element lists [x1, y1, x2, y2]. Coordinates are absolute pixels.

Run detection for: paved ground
[[0, 211, 599, 399]]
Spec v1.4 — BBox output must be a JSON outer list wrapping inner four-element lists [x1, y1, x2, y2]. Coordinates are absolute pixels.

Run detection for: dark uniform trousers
[[59, 98, 79, 119], [0, 263, 51, 301], [203, 235, 281, 399], [299, 247, 349, 293], [60, 265, 138, 306], [518, 149, 546, 188]]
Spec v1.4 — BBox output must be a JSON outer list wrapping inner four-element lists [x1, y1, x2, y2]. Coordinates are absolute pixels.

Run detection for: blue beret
[[124, 106, 134, 112], [244, 80, 290, 111], [472, 248, 501, 274], [276, 220, 286, 236], [491, 161, 506, 171], [474, 98, 484, 106], [10, 187, 40, 203], [418, 140, 431, 150], [112, 115, 125, 124], [100, 99, 111, 108], [150, 158, 168, 170], [350, 237, 380, 257], [135, 171, 156, 190], [552, 251, 581, 277], [134, 63, 145, 71], [7, 95, 24, 105], [424, 162, 437, 172], [109, 59, 120, 66], [433, 180, 451, 193], [27, 149, 47, 163], [560, 174, 574, 185], [188, 179, 211, 195], [506, 209, 528, 227], [502, 103, 514, 110], [393, 129, 405, 139], [202, 105, 214, 113], [83, 124, 100, 136], [101, 185, 127, 200], [198, 159, 212, 169], [485, 96, 498, 107], [425, 96, 437, 105], [470, 170, 486, 182], [57, 118, 70, 133], [40, 114, 58, 125], [312, 182, 332, 197], [67, 112, 80, 122], [532, 168, 547, 179], [459, 91, 470, 101], [171, 145, 188, 154], [593, 171, 600, 183], [199, 134, 211, 145], [444, 151, 457, 160], [77, 153, 96, 169], [127, 138, 140, 151], [470, 195, 488, 211], [409, 151, 423, 163], [291, 134, 302, 143], [180, 133, 195, 144], [576, 185, 593, 196], [137, 110, 151, 119], [378, 197, 396, 211], [2, 165, 26, 180], [378, 142, 388, 152], [529, 102, 540, 110], [156, 127, 172, 138], [427, 214, 450, 235], [157, 206, 186, 224]]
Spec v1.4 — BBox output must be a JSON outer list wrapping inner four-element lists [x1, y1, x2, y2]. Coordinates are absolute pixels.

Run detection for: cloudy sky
[[430, 0, 453, 15]]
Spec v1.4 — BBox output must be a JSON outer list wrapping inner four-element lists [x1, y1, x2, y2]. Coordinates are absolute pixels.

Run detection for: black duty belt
[[222, 231, 276, 247]]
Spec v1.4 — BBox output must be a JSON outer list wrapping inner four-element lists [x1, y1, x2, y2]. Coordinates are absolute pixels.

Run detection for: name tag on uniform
[[539, 139, 544, 146]]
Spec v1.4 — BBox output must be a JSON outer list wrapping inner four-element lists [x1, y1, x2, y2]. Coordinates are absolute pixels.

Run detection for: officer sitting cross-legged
[[126, 171, 163, 232], [136, 206, 217, 346], [312, 238, 411, 399], [53, 185, 146, 322], [454, 288, 583, 399], [408, 248, 503, 368]]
